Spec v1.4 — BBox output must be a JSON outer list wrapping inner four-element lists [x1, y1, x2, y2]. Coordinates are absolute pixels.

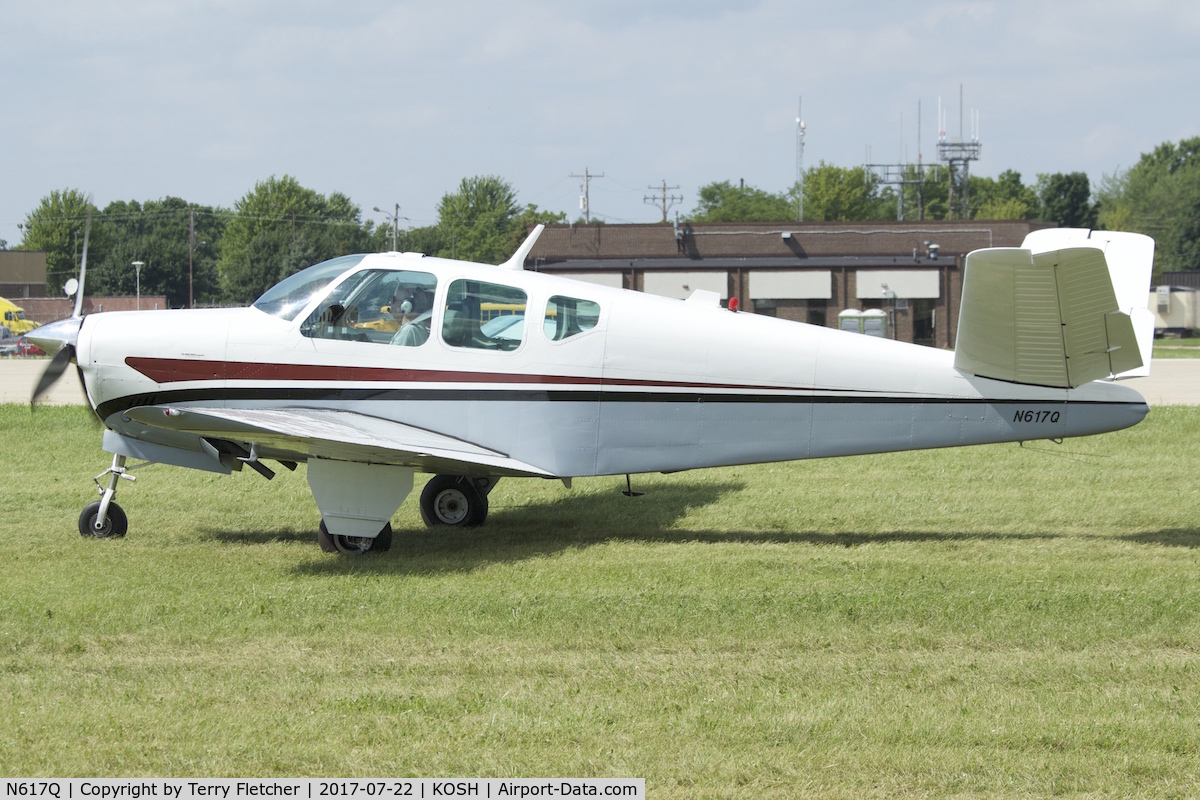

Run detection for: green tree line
[[12, 138, 1200, 305], [15, 175, 564, 307], [688, 163, 1098, 227]]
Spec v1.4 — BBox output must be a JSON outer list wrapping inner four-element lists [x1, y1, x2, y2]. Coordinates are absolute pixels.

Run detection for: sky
[[2, 0, 1198, 247]]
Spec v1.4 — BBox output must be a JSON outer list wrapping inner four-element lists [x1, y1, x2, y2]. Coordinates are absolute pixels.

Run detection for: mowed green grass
[[1155, 341, 1200, 359], [2, 405, 1199, 796]]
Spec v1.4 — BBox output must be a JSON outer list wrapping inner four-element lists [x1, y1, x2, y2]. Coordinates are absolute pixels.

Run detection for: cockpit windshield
[[251, 255, 368, 320]]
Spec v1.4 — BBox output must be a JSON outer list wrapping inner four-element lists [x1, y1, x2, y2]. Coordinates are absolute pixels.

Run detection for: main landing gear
[[419, 475, 495, 528], [78, 454, 134, 538], [317, 520, 393, 555]]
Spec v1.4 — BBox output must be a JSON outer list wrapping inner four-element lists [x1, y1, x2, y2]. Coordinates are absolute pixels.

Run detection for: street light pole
[[373, 203, 400, 252], [131, 261, 144, 310]]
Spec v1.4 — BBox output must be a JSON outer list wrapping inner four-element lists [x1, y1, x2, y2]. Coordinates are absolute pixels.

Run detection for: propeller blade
[[31, 344, 74, 407], [73, 214, 91, 319]]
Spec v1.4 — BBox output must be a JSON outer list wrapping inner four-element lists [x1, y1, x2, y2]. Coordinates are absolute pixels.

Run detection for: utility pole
[[570, 168, 604, 223], [643, 180, 682, 223], [796, 97, 806, 222]]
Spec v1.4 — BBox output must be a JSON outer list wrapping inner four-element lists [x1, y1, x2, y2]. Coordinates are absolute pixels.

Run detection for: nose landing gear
[[78, 454, 135, 538]]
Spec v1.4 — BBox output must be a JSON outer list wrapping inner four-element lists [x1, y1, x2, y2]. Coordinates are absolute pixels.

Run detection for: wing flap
[[123, 406, 553, 478]]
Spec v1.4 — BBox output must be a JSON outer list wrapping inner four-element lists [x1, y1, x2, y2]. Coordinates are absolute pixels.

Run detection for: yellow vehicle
[[0, 297, 40, 336]]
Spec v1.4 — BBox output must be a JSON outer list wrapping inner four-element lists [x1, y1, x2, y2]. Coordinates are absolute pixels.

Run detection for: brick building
[[526, 220, 1053, 348]]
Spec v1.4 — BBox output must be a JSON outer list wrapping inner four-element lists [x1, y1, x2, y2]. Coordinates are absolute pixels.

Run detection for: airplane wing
[[122, 405, 554, 478], [954, 233, 1153, 388]]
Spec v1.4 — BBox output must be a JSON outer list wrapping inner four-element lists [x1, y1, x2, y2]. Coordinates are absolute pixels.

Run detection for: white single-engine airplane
[[29, 225, 1155, 554]]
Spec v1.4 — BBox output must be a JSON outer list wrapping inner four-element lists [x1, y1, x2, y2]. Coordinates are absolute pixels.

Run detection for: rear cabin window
[[300, 269, 437, 347], [442, 279, 527, 351], [544, 295, 600, 341]]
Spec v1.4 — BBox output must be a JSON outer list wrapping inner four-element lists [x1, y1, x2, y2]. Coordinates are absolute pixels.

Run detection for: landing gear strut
[[419, 475, 493, 527], [79, 454, 134, 538]]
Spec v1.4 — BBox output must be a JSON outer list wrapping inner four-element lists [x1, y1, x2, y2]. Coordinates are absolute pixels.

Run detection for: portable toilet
[[838, 309, 862, 333], [861, 309, 887, 338]]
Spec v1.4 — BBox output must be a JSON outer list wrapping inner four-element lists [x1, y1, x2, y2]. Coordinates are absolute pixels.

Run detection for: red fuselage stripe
[[124, 356, 796, 393]]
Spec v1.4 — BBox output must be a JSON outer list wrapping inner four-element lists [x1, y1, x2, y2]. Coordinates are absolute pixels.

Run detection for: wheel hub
[[434, 488, 470, 525]]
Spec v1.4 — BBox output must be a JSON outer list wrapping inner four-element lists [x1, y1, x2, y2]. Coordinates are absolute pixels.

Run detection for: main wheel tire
[[419, 475, 488, 528], [78, 501, 128, 538], [317, 520, 392, 555]]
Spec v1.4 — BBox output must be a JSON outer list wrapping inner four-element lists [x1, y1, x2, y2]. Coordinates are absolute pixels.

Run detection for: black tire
[[419, 475, 488, 528], [317, 520, 392, 555], [78, 501, 128, 538]]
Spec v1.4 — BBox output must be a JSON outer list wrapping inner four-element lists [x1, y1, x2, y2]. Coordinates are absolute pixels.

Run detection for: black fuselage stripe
[[94, 386, 1137, 421]]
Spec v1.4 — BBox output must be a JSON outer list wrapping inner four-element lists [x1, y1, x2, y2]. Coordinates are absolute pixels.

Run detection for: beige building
[[0, 251, 48, 299]]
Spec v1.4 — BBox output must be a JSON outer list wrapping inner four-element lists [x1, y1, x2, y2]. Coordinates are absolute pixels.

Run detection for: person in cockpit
[[390, 285, 433, 347]]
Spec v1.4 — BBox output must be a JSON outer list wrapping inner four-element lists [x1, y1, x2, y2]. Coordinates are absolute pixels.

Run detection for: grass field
[[1153, 339, 1200, 359], [2, 405, 1199, 796]]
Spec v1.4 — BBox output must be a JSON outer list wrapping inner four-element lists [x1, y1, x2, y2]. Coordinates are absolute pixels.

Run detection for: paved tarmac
[[3, 356, 1199, 407]]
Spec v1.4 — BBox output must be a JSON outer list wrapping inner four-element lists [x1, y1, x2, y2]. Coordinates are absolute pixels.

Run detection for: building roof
[[527, 220, 1052, 265]]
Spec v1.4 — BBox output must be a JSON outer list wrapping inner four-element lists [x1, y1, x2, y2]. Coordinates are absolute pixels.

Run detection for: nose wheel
[[79, 500, 127, 538]]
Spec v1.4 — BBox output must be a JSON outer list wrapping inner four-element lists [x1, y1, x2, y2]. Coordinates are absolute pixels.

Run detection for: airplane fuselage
[[74, 251, 1148, 480]]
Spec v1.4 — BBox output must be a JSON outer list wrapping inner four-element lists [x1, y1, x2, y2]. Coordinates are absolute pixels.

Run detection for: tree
[[1097, 137, 1200, 273], [1037, 172, 1097, 228], [217, 175, 375, 304], [18, 189, 103, 295], [430, 176, 563, 263], [971, 170, 1041, 220], [690, 181, 794, 222], [509, 203, 568, 253], [436, 175, 519, 263], [89, 197, 225, 307], [895, 165, 949, 221], [794, 163, 887, 222]]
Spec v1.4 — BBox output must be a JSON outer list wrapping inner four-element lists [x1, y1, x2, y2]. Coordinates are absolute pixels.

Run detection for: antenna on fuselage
[[499, 224, 545, 270]]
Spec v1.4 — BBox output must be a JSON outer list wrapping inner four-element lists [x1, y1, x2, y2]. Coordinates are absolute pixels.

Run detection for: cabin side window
[[441, 279, 527, 351], [544, 295, 601, 341], [300, 269, 437, 346]]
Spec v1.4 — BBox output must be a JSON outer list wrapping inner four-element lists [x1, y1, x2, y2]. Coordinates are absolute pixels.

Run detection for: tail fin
[[954, 229, 1155, 388]]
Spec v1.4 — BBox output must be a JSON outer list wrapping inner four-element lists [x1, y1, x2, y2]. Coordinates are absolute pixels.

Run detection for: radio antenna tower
[[936, 84, 981, 220], [795, 97, 807, 222]]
